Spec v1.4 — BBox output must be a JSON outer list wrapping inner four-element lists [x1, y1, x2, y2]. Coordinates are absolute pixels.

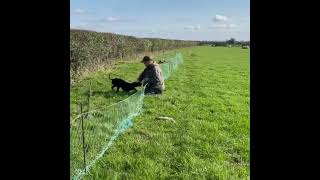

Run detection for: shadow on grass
[[92, 90, 136, 99]]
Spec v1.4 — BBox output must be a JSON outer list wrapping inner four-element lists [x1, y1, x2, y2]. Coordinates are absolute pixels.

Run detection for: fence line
[[71, 53, 183, 180]]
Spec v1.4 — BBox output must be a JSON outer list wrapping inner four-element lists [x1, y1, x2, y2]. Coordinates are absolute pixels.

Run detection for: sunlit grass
[[71, 46, 250, 179]]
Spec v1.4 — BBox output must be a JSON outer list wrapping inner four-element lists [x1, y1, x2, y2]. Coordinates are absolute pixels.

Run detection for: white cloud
[[74, 8, 86, 14], [228, 24, 237, 28], [213, 15, 228, 22], [105, 16, 119, 22], [209, 23, 237, 29], [184, 26, 194, 30], [101, 16, 135, 23], [184, 24, 201, 31]]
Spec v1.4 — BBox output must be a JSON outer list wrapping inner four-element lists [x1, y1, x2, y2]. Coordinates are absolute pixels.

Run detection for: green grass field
[[71, 46, 250, 179]]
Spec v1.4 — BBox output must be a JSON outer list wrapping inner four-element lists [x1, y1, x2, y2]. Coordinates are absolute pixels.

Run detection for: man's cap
[[141, 56, 153, 63]]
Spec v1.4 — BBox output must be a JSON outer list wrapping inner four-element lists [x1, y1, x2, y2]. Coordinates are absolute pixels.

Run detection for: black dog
[[158, 60, 166, 64], [109, 74, 142, 92]]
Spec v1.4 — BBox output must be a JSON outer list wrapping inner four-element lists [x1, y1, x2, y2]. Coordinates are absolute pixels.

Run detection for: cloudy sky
[[70, 0, 250, 41]]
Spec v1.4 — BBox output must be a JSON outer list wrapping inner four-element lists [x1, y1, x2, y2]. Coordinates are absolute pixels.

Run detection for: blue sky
[[70, 0, 250, 41]]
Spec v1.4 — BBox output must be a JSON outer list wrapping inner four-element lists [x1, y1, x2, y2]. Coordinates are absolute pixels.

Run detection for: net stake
[[80, 104, 87, 173], [87, 80, 92, 116]]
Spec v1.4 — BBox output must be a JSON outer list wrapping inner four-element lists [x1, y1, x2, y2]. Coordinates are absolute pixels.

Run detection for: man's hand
[[134, 79, 145, 85], [141, 78, 149, 86]]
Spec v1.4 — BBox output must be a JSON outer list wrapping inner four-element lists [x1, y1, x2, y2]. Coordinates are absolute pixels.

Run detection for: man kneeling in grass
[[137, 56, 165, 94]]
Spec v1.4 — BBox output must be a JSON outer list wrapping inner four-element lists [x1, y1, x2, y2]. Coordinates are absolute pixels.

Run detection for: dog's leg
[[116, 87, 120, 92], [112, 85, 116, 90]]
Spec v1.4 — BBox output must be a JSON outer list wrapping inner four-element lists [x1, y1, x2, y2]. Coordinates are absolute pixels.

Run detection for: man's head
[[141, 56, 154, 67]]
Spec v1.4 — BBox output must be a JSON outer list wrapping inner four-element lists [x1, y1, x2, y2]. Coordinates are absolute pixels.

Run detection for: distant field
[[71, 46, 250, 179]]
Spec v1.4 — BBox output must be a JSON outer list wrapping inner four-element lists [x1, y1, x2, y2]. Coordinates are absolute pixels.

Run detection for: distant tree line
[[198, 38, 250, 47]]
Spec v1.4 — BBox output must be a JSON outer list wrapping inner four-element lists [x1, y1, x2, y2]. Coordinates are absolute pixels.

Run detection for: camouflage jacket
[[138, 62, 165, 91]]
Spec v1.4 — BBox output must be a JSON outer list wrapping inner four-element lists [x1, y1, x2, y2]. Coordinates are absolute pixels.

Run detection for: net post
[[80, 104, 87, 173], [87, 80, 92, 117]]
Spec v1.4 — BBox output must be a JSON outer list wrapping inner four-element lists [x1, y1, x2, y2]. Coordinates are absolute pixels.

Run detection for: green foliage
[[70, 30, 198, 82]]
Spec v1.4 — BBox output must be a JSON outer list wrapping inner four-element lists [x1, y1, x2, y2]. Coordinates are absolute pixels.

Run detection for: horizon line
[[70, 28, 250, 42]]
